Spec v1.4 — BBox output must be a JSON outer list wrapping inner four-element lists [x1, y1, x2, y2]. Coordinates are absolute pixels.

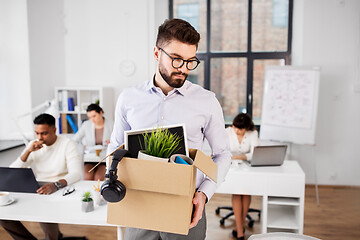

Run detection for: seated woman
[[73, 104, 113, 180], [225, 113, 259, 240]]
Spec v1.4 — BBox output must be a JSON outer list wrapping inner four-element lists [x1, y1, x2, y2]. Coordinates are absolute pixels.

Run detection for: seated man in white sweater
[[0, 113, 82, 240]]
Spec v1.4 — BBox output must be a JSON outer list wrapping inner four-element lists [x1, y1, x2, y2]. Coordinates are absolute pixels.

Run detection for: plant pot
[[137, 150, 169, 162], [81, 200, 94, 212]]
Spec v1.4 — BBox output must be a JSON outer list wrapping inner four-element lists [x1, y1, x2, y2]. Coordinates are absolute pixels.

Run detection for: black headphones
[[100, 149, 129, 203]]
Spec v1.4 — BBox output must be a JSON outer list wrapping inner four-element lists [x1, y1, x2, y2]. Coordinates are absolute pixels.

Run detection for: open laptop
[[0, 167, 48, 193], [249, 145, 287, 167]]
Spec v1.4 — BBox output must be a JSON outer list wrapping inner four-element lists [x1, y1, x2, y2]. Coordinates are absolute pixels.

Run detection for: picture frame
[[124, 124, 189, 158]]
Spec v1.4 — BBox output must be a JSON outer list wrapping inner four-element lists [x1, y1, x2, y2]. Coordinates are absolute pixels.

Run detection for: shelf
[[268, 196, 300, 206], [267, 205, 299, 230], [59, 111, 78, 114], [55, 87, 114, 135]]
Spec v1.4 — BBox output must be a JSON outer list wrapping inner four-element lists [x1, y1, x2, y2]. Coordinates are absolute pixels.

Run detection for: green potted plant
[[81, 191, 94, 212], [138, 127, 182, 162]]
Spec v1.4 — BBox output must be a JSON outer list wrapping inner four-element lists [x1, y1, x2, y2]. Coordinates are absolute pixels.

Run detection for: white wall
[[292, 0, 360, 185], [27, 0, 66, 107], [63, 0, 162, 99], [0, 0, 32, 140], [0, 0, 168, 140]]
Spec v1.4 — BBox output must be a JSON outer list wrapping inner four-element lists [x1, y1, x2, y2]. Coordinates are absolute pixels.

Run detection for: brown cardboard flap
[[189, 149, 218, 183], [116, 157, 194, 196]]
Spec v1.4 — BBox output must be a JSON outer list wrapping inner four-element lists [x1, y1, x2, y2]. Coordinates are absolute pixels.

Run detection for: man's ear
[[154, 46, 160, 61]]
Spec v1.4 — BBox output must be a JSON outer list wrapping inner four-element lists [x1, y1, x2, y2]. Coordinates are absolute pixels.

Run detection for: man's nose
[[177, 64, 189, 73]]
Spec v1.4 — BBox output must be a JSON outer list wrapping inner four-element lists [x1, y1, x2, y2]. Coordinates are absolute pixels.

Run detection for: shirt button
[[161, 116, 164, 120], [163, 97, 166, 101]]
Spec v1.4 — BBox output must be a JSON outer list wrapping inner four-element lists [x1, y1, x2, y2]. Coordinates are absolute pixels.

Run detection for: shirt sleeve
[[72, 123, 86, 144], [107, 93, 131, 155], [10, 142, 35, 168], [245, 130, 260, 160], [62, 139, 82, 185], [197, 99, 232, 201]]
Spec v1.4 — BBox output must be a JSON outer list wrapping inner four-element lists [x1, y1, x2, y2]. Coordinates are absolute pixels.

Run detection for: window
[[177, 3, 200, 30], [170, 0, 293, 125]]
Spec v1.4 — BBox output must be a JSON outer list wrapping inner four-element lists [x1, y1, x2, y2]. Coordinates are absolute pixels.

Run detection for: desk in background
[[0, 140, 24, 152], [83, 153, 104, 163], [0, 181, 124, 240], [216, 160, 305, 234], [83, 146, 107, 163]]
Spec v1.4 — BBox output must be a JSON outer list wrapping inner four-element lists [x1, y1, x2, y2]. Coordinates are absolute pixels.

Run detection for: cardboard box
[[107, 148, 217, 235]]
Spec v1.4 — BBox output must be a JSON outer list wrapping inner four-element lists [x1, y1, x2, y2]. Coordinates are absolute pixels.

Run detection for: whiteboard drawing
[[260, 66, 320, 145], [262, 69, 316, 129]]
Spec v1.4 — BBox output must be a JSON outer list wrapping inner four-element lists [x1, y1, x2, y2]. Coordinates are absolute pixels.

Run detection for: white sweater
[[10, 135, 82, 185], [225, 127, 259, 160]]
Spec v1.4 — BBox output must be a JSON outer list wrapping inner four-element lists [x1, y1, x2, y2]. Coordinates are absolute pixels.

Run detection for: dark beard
[[159, 65, 187, 88]]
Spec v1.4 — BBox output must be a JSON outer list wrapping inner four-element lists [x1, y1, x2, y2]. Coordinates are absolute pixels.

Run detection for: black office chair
[[215, 206, 261, 227]]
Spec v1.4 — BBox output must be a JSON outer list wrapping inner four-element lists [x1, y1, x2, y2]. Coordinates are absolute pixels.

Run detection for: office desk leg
[[261, 195, 268, 233], [117, 226, 125, 240]]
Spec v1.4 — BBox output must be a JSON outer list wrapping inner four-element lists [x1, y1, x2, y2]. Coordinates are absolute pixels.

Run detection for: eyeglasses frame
[[158, 47, 200, 71]]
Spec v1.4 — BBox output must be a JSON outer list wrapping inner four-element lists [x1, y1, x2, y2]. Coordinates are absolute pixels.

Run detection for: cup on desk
[[94, 145, 103, 157], [92, 189, 106, 206], [0, 192, 10, 205]]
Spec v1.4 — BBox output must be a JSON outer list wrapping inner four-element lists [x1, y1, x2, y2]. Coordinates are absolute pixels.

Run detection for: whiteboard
[[260, 66, 320, 145]]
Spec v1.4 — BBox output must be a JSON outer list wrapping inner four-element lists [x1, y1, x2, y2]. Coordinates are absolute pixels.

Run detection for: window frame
[[169, 0, 293, 118]]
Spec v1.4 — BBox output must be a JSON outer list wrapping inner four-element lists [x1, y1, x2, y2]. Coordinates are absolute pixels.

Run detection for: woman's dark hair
[[232, 113, 255, 131], [156, 18, 200, 49], [33, 113, 55, 126], [86, 104, 103, 114]]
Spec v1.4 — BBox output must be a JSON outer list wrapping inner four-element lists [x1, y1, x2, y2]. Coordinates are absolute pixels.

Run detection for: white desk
[[216, 160, 305, 233], [0, 181, 124, 240], [83, 153, 103, 162]]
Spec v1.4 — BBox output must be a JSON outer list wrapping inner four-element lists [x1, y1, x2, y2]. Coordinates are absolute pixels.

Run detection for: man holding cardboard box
[[108, 18, 231, 240]]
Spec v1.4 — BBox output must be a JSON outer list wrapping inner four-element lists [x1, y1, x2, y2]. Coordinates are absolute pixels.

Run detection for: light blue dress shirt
[[108, 79, 231, 200]]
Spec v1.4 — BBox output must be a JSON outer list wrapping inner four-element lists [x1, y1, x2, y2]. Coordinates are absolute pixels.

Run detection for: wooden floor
[[1, 185, 359, 240]]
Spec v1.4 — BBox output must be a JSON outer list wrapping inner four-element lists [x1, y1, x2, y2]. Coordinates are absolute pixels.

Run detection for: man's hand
[[37, 183, 57, 195], [20, 140, 44, 162], [29, 140, 44, 152], [189, 191, 207, 229]]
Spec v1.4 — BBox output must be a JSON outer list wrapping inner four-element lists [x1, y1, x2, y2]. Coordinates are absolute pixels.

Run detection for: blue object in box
[[175, 156, 189, 165]]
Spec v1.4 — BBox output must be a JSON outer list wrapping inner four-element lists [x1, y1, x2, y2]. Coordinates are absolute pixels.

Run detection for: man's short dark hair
[[156, 18, 200, 49], [86, 103, 103, 114], [33, 113, 56, 127]]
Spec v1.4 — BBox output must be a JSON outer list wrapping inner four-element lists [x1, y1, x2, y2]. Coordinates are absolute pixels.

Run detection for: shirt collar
[[175, 80, 191, 96], [145, 78, 155, 91], [147, 76, 191, 97]]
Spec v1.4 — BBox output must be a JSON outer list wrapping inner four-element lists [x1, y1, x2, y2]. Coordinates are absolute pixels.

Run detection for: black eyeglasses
[[159, 48, 200, 71]]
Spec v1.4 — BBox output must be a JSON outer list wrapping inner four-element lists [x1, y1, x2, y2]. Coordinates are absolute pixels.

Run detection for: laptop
[[249, 145, 287, 167], [0, 167, 46, 193]]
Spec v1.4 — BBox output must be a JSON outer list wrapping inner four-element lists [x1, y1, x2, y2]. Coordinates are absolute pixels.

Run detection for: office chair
[[215, 206, 261, 227]]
